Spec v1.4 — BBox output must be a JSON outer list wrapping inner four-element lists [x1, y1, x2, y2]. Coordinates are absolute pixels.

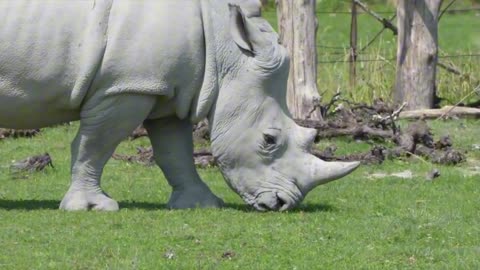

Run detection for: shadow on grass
[[224, 203, 336, 213], [0, 199, 59, 210], [0, 199, 167, 211], [0, 199, 335, 213]]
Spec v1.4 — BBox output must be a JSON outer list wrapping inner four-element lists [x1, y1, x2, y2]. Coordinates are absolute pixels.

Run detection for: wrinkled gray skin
[[0, 0, 359, 211]]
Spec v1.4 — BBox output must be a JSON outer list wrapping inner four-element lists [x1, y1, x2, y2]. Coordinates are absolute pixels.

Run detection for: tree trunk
[[394, 0, 442, 110], [276, 0, 323, 121]]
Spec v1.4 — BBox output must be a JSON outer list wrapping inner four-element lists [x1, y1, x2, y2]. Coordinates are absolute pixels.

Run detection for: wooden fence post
[[276, 0, 323, 121], [394, 0, 443, 109], [349, 0, 358, 90]]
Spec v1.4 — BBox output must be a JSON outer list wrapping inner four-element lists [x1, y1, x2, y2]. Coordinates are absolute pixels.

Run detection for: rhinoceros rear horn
[[228, 4, 269, 55]]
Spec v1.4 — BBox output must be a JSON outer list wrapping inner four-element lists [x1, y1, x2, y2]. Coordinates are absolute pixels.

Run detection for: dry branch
[[0, 128, 40, 140], [293, 95, 466, 165], [399, 106, 480, 119], [10, 153, 54, 173], [112, 147, 154, 166], [112, 147, 216, 168], [310, 120, 465, 165]]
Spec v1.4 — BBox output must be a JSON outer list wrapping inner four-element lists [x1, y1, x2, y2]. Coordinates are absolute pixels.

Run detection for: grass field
[[1, 120, 479, 269], [1, 1, 480, 269]]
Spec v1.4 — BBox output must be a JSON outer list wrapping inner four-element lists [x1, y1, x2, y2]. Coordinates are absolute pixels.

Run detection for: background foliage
[[263, 0, 480, 104]]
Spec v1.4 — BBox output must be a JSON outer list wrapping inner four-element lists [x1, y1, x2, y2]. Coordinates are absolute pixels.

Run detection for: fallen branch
[[312, 145, 386, 165], [399, 106, 480, 120], [372, 102, 406, 123], [112, 147, 216, 168], [10, 153, 54, 173], [372, 101, 407, 133], [112, 147, 154, 166], [311, 120, 465, 165], [0, 128, 40, 140], [315, 124, 393, 140]]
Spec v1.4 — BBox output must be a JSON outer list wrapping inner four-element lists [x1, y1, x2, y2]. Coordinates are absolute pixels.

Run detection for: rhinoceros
[[0, 0, 359, 211]]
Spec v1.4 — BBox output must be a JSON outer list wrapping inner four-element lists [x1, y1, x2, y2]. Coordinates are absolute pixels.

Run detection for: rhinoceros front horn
[[298, 156, 360, 194]]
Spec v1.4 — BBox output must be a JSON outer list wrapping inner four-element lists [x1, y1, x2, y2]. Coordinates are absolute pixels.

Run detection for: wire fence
[[314, 7, 480, 14], [314, 3, 480, 65], [305, 0, 480, 101], [317, 54, 480, 64]]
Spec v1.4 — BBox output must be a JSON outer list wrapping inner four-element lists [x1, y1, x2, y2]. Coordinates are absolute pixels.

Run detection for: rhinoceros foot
[[59, 189, 119, 211], [167, 187, 224, 209]]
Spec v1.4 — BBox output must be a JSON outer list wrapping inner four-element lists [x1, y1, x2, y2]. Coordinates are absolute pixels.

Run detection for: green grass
[[1, 120, 479, 269], [1, 2, 479, 268], [262, 1, 480, 103]]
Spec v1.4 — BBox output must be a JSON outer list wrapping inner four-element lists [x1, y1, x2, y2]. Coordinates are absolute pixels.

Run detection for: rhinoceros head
[[206, 3, 359, 211]]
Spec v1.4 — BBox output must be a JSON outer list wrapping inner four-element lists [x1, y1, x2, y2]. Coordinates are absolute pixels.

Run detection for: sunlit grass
[[1, 2, 479, 269], [0, 119, 479, 269]]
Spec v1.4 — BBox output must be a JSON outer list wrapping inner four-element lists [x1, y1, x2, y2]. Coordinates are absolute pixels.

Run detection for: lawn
[[1, 1, 480, 269], [1, 119, 479, 269]]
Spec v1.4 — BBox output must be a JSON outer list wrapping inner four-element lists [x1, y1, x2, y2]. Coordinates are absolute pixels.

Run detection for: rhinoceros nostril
[[257, 202, 269, 211], [255, 192, 291, 211], [276, 194, 286, 209]]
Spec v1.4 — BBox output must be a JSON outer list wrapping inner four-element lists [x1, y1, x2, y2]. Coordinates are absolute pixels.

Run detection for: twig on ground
[[372, 101, 407, 134], [0, 129, 40, 140], [321, 89, 341, 118], [10, 153, 54, 174]]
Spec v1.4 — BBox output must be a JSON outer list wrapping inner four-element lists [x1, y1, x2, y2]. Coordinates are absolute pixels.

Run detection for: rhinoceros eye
[[263, 134, 277, 146], [259, 131, 283, 160]]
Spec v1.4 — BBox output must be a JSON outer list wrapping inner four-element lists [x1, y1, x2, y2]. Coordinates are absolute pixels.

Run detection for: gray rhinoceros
[[0, 0, 359, 211]]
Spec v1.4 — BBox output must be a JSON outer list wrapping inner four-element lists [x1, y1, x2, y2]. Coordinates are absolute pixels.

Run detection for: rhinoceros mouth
[[252, 191, 295, 211], [242, 172, 304, 211], [245, 183, 303, 212]]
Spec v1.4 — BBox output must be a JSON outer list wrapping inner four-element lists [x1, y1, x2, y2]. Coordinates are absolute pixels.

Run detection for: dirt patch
[[297, 98, 466, 165], [0, 128, 40, 140]]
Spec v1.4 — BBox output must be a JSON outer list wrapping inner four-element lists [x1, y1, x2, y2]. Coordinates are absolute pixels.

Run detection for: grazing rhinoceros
[[0, 0, 359, 211]]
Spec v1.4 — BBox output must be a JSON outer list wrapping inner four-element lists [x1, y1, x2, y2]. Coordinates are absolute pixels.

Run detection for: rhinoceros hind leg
[[144, 117, 224, 209], [60, 94, 156, 211]]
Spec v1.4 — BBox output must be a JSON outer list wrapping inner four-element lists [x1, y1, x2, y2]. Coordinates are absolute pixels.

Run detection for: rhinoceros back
[[0, 0, 112, 128], [0, 0, 205, 128], [0, 0, 110, 106]]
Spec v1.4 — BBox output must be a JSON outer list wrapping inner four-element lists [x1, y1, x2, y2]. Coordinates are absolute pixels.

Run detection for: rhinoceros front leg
[[144, 117, 224, 209], [60, 94, 156, 211]]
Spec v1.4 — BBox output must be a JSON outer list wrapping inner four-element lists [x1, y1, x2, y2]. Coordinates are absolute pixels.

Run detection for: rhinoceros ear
[[229, 4, 268, 55]]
